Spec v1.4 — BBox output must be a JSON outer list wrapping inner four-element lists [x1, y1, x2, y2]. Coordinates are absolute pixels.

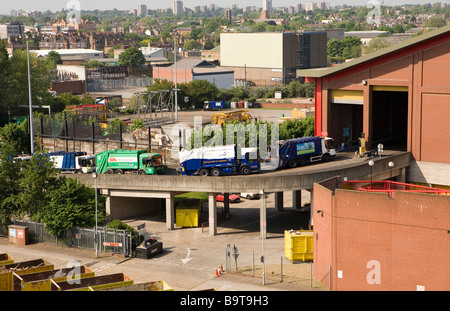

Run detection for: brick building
[[298, 25, 450, 189], [313, 177, 450, 291], [298, 25, 450, 291]]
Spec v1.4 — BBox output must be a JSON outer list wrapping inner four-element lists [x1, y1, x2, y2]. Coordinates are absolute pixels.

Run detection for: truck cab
[[321, 137, 336, 162], [139, 153, 164, 175], [77, 155, 96, 173]]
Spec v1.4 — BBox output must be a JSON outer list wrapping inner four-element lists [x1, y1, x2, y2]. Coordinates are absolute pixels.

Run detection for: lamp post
[[25, 33, 34, 153], [174, 33, 178, 122], [368, 160, 374, 189], [92, 173, 98, 257]]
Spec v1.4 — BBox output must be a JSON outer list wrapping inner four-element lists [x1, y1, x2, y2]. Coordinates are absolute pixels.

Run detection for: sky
[[0, 0, 441, 15]]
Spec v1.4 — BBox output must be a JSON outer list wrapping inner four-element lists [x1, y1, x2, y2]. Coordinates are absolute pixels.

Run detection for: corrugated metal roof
[[297, 25, 450, 78], [169, 59, 216, 69]]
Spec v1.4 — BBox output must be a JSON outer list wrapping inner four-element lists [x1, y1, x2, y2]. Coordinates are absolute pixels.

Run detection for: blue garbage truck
[[203, 101, 224, 111], [179, 145, 260, 176], [277, 136, 336, 169]]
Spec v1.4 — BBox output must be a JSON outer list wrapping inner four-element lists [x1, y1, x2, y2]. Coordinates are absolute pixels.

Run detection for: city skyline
[[1, 0, 438, 15]]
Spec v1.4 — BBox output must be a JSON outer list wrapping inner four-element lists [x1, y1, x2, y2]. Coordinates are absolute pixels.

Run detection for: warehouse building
[[152, 59, 235, 89], [220, 32, 327, 87], [298, 25, 450, 189], [298, 25, 450, 291]]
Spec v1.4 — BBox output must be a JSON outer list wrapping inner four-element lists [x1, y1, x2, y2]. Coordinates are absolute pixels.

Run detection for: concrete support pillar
[[260, 190, 267, 239], [398, 167, 406, 183], [208, 193, 217, 236], [166, 192, 174, 231], [292, 190, 302, 209], [275, 191, 284, 211], [105, 195, 112, 222], [223, 193, 230, 218]]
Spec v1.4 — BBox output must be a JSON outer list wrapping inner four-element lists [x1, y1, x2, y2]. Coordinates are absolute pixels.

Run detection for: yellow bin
[[176, 199, 200, 228], [284, 230, 314, 262]]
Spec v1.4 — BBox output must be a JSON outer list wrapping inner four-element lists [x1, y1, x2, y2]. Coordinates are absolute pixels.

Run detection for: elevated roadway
[[70, 151, 411, 238]]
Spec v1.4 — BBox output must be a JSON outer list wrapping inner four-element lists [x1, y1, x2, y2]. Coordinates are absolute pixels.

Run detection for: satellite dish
[[145, 30, 151, 36]]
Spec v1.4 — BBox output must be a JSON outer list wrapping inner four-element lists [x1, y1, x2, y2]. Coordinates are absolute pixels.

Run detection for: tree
[[58, 92, 81, 107], [4, 151, 61, 222], [342, 36, 362, 59], [424, 15, 446, 28], [0, 122, 30, 155], [183, 39, 201, 50], [8, 49, 52, 115], [0, 125, 24, 223], [85, 59, 101, 68], [118, 47, 146, 66], [365, 37, 391, 54], [45, 51, 63, 69], [184, 80, 219, 109], [0, 40, 12, 124], [327, 38, 344, 58], [42, 177, 106, 237]]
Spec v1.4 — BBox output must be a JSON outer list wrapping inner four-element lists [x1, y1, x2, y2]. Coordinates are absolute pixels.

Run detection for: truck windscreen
[[325, 139, 335, 150]]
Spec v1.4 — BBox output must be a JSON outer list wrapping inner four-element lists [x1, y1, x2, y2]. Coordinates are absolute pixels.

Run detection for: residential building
[[137, 4, 148, 17], [0, 22, 24, 39], [173, 1, 184, 15]]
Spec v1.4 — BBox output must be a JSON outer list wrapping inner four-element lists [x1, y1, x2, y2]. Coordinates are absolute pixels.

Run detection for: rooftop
[[297, 25, 450, 79]]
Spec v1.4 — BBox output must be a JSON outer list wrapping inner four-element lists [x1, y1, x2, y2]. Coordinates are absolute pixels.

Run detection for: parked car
[[216, 193, 240, 203], [240, 193, 260, 200]]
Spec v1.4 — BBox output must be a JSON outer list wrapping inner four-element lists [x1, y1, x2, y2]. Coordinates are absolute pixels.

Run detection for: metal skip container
[[284, 230, 314, 262]]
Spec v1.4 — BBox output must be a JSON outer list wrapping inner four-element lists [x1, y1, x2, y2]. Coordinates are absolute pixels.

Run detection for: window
[[324, 139, 335, 150]]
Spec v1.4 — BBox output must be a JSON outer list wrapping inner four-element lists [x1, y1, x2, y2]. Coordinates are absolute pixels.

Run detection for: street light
[[25, 32, 34, 153], [92, 173, 98, 258], [368, 160, 375, 189], [173, 33, 178, 122]]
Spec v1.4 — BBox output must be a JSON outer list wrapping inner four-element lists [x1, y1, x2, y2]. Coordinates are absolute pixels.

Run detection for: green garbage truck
[[95, 149, 164, 175]]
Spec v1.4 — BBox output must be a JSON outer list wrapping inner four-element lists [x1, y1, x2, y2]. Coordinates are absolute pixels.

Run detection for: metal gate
[[97, 227, 133, 257]]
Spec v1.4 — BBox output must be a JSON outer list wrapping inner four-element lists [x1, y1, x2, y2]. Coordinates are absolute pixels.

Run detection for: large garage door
[[330, 90, 363, 105], [371, 88, 408, 150]]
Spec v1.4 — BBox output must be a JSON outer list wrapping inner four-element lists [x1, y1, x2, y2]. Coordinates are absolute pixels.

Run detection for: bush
[[107, 219, 142, 248]]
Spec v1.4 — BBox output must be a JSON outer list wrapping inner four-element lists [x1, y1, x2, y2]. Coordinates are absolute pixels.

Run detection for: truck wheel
[[106, 169, 114, 174], [240, 165, 251, 175], [138, 170, 146, 175], [199, 169, 209, 177], [211, 168, 220, 176], [288, 159, 298, 168], [115, 169, 123, 174], [322, 153, 331, 162]]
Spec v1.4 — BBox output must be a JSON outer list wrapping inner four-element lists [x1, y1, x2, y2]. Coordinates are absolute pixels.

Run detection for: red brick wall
[[313, 183, 450, 291]]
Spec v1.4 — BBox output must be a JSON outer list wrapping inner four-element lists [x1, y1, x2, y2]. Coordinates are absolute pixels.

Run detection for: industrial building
[[152, 59, 235, 89], [298, 24, 450, 291], [220, 32, 327, 87], [298, 25, 450, 189]]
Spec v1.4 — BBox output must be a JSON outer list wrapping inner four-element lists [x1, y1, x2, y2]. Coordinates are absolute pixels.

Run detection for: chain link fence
[[0, 220, 132, 257]]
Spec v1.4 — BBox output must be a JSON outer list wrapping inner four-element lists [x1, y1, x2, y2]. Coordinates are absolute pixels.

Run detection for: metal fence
[[0, 220, 132, 257]]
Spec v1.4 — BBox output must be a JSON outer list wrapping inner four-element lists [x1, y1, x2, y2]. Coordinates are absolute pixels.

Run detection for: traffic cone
[[220, 264, 224, 273], [215, 269, 219, 277]]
